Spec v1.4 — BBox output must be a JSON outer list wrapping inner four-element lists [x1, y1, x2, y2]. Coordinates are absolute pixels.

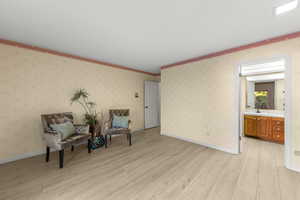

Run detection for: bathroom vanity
[[243, 73, 285, 144], [244, 113, 284, 144]]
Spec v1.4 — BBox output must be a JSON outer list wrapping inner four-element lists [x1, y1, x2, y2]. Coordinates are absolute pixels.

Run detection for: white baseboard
[[0, 150, 46, 165], [161, 133, 238, 155], [132, 128, 145, 134], [0, 129, 146, 165], [286, 164, 300, 173]]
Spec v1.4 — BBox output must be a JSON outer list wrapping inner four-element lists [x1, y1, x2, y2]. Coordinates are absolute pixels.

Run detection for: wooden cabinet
[[256, 117, 270, 140], [271, 118, 284, 143], [244, 115, 284, 144], [244, 115, 257, 137]]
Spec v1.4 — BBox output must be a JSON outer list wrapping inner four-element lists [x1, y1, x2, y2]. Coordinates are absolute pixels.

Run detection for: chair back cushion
[[109, 109, 129, 127], [41, 112, 74, 133], [112, 115, 129, 128], [50, 121, 76, 140]]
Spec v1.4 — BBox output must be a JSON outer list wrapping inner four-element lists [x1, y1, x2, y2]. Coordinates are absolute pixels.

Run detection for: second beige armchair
[[104, 109, 132, 147]]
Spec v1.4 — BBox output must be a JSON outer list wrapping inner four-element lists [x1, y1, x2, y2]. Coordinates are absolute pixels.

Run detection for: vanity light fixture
[[246, 73, 285, 81], [241, 59, 285, 76], [275, 0, 298, 15]]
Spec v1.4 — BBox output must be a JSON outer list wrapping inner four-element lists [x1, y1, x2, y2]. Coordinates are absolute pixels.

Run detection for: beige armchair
[[104, 109, 132, 147], [41, 112, 91, 168]]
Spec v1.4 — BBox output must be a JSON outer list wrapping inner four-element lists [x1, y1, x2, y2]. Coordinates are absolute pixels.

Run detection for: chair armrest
[[44, 130, 58, 135], [128, 120, 132, 130], [104, 120, 112, 129], [43, 132, 62, 150]]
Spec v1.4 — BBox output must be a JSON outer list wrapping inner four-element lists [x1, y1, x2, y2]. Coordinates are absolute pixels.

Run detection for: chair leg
[[59, 149, 64, 168], [110, 135, 112, 144], [128, 134, 132, 146], [46, 146, 50, 162], [71, 145, 74, 152], [88, 139, 92, 153], [105, 135, 108, 148]]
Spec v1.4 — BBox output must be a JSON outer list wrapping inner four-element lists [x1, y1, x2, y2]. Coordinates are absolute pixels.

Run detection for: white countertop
[[244, 111, 284, 118]]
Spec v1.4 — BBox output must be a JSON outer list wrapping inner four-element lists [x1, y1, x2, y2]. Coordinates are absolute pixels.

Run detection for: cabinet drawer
[[272, 125, 284, 132], [272, 120, 284, 127], [272, 130, 284, 143], [272, 119, 284, 130], [271, 118, 284, 144]]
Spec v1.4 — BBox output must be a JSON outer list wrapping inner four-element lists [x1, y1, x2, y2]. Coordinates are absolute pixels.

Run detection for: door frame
[[144, 80, 160, 129], [235, 55, 293, 171]]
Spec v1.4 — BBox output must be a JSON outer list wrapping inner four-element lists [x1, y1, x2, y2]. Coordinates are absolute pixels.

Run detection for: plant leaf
[[70, 88, 89, 102]]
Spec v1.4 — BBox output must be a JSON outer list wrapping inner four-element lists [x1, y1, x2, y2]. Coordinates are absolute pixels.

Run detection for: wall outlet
[[294, 151, 300, 156]]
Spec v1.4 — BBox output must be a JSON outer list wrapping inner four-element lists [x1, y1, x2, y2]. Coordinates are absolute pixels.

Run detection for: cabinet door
[[272, 118, 284, 144], [244, 115, 257, 137], [257, 116, 270, 140]]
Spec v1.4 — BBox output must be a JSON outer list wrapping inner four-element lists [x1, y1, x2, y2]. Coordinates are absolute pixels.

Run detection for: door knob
[[145, 106, 149, 109]]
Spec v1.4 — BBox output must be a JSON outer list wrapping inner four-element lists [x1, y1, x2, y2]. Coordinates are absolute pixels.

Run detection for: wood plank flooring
[[0, 128, 299, 200]]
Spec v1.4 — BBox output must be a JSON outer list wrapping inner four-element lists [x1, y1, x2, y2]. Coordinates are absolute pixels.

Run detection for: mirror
[[246, 74, 285, 111]]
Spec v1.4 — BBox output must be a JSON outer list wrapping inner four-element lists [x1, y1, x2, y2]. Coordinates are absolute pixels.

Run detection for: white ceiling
[[0, 0, 299, 74]]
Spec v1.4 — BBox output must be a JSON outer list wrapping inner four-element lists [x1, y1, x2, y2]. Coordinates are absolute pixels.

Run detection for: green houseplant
[[71, 89, 99, 138]]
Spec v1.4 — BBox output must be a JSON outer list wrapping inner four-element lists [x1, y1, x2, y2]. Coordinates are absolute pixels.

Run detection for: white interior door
[[145, 81, 160, 129]]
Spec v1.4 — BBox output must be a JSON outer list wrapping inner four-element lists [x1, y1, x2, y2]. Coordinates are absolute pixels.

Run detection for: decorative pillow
[[75, 124, 90, 134], [112, 115, 129, 128], [50, 121, 76, 140]]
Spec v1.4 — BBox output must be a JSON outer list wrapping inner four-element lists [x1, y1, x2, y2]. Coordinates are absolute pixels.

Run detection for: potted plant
[[71, 89, 100, 138]]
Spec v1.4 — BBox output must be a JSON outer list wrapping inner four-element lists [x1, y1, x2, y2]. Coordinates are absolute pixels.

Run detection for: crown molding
[[0, 38, 160, 76], [161, 31, 300, 70]]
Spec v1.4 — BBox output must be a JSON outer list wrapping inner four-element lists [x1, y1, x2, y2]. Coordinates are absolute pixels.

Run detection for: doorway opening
[[236, 57, 292, 170]]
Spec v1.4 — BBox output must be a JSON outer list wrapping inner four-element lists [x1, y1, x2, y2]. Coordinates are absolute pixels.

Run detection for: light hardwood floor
[[0, 128, 299, 200]]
